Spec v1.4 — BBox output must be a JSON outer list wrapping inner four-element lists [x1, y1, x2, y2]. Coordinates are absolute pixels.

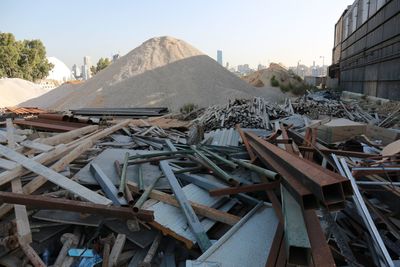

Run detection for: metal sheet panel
[[146, 183, 227, 245], [186, 203, 278, 267]]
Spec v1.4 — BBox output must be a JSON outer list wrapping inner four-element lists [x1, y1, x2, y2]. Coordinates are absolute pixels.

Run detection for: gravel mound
[[0, 78, 51, 107], [22, 36, 281, 110]]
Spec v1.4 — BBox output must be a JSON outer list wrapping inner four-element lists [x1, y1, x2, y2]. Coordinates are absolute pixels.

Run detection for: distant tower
[[217, 50, 223, 65], [83, 56, 92, 80]]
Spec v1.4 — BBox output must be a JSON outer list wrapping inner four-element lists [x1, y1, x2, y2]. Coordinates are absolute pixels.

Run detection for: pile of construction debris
[[0, 94, 398, 267]]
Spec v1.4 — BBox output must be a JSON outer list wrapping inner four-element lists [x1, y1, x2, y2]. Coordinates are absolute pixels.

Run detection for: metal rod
[[133, 176, 161, 213], [118, 152, 130, 197]]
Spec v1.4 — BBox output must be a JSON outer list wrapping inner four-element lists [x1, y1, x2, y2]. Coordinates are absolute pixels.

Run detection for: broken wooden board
[[0, 144, 112, 205]]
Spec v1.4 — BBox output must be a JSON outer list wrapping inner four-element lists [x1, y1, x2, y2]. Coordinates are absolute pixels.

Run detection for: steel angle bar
[[244, 131, 345, 206], [160, 161, 212, 253], [332, 155, 394, 267], [90, 163, 127, 206], [281, 185, 311, 266]]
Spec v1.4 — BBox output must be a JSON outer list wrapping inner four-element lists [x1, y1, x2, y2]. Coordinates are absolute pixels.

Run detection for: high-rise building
[[217, 50, 223, 65], [72, 64, 81, 78], [82, 56, 92, 80], [112, 54, 120, 62], [83, 56, 91, 66]]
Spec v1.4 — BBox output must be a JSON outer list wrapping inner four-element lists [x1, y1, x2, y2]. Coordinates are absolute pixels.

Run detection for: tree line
[[0, 32, 53, 82]]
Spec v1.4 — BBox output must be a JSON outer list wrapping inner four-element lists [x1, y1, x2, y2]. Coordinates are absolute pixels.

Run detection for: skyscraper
[[217, 50, 223, 66]]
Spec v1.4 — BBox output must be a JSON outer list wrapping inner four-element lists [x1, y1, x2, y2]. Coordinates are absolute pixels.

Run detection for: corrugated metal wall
[[337, 0, 400, 100]]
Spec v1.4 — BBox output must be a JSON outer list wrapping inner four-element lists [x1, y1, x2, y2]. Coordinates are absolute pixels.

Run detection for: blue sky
[[0, 0, 354, 69]]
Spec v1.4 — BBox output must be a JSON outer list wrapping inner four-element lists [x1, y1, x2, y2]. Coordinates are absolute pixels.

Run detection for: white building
[[46, 57, 74, 83]]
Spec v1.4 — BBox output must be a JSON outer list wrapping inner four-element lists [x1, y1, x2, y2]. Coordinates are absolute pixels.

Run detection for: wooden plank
[[0, 120, 132, 217], [0, 144, 71, 187], [18, 237, 46, 267], [127, 181, 240, 226], [37, 125, 99, 145], [0, 144, 111, 205], [20, 140, 54, 152], [109, 234, 126, 267], [7, 119, 32, 245]]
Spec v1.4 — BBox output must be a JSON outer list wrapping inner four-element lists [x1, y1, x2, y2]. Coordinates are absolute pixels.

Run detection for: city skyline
[[0, 0, 354, 69]]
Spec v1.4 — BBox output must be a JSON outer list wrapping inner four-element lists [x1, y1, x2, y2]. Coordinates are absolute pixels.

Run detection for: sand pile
[[243, 63, 306, 88], [0, 78, 51, 107], [22, 36, 281, 111]]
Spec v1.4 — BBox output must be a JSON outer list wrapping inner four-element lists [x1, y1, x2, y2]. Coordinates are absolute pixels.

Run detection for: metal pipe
[[191, 145, 240, 185], [137, 164, 144, 194], [231, 158, 280, 180], [199, 147, 238, 169], [356, 181, 400, 186], [128, 150, 193, 161], [133, 176, 161, 213], [118, 152, 129, 197]]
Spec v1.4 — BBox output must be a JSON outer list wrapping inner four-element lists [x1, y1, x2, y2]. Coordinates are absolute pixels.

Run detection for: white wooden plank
[[20, 140, 54, 152], [7, 119, 32, 244], [0, 158, 18, 170], [0, 144, 112, 205]]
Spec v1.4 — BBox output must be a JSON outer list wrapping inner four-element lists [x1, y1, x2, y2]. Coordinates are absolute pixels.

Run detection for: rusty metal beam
[[209, 181, 280, 197], [0, 191, 154, 222], [248, 140, 317, 210], [303, 210, 336, 267], [244, 131, 346, 206]]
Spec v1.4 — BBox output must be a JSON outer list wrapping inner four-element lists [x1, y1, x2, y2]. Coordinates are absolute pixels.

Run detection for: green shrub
[[270, 76, 279, 87], [180, 103, 198, 114]]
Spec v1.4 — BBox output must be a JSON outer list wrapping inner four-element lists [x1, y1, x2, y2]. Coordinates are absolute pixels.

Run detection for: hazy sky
[[0, 0, 354, 69]]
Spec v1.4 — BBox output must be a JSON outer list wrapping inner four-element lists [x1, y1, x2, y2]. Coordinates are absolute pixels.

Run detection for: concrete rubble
[[0, 92, 399, 267]]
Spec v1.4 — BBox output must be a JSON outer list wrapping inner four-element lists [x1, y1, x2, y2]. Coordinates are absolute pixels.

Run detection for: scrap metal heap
[[0, 94, 398, 266]]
